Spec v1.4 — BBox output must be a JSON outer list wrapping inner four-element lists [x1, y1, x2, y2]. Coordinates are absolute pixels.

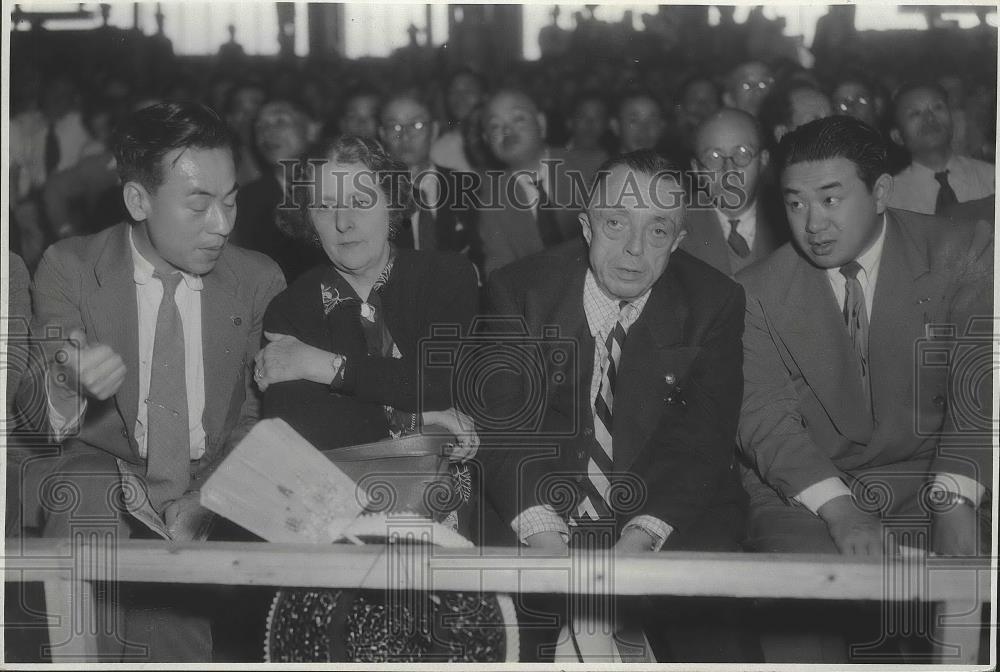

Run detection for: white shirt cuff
[[932, 473, 986, 507], [622, 515, 674, 551], [46, 372, 87, 441], [511, 504, 570, 545], [794, 477, 852, 514]]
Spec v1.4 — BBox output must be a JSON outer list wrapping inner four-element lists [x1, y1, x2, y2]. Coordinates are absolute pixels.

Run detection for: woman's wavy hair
[[277, 134, 414, 246]]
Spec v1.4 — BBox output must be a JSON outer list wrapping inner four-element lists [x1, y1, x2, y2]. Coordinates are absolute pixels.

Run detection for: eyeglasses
[[698, 145, 759, 171], [835, 95, 872, 113], [384, 120, 429, 137], [739, 78, 773, 93]]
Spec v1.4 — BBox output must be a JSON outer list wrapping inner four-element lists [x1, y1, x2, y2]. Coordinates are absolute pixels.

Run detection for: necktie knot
[[933, 169, 958, 213], [934, 170, 950, 185], [839, 260, 863, 281], [155, 271, 184, 295], [726, 218, 751, 258]]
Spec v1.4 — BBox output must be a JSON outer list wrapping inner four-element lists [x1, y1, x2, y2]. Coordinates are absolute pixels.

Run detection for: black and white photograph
[[2, 1, 997, 666]]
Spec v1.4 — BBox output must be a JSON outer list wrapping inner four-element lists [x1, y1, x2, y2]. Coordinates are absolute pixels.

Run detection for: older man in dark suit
[[682, 108, 786, 276], [738, 116, 993, 662], [482, 150, 753, 662], [25, 102, 285, 661]]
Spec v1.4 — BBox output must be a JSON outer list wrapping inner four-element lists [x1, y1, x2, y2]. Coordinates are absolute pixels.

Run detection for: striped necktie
[[577, 301, 629, 522]]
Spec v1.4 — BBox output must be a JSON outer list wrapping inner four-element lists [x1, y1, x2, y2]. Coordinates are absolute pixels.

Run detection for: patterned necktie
[[577, 301, 629, 522], [840, 261, 871, 411], [44, 123, 61, 176], [934, 170, 958, 213], [145, 271, 191, 513], [727, 218, 751, 258]]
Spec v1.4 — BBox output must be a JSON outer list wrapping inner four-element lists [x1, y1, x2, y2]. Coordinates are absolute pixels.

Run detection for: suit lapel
[[542, 259, 592, 420], [773, 252, 874, 443], [91, 224, 141, 448], [683, 208, 732, 274], [868, 212, 934, 415], [199, 253, 250, 449], [614, 265, 689, 471], [752, 206, 778, 260]]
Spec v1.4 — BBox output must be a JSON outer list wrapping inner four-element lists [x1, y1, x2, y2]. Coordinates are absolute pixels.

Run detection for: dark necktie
[[840, 261, 871, 411], [417, 204, 437, 251], [534, 178, 562, 248], [44, 123, 61, 176], [576, 301, 629, 523], [145, 271, 191, 513], [727, 218, 751, 258], [934, 170, 958, 213]]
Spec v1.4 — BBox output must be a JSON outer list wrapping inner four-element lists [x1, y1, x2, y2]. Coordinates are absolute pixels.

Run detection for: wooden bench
[[3, 537, 993, 663]]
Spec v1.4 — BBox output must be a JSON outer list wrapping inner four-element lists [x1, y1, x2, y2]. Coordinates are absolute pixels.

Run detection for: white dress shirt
[[713, 203, 758, 251], [887, 154, 995, 215]]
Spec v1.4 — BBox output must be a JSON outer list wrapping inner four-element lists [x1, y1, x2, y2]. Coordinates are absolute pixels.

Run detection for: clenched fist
[[50, 328, 127, 401]]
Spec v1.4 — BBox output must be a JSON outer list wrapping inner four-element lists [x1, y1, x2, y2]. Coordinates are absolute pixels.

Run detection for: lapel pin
[[665, 373, 676, 386], [232, 316, 242, 326]]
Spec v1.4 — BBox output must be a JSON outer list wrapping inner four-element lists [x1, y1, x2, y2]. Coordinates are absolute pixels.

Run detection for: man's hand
[[164, 492, 213, 542], [818, 494, 888, 556], [50, 328, 126, 401], [524, 530, 569, 553], [422, 408, 480, 461], [615, 526, 656, 554], [932, 501, 980, 556]]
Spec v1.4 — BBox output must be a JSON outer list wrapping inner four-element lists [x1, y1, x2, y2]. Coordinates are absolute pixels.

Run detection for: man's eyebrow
[[818, 181, 843, 190], [188, 182, 239, 198]]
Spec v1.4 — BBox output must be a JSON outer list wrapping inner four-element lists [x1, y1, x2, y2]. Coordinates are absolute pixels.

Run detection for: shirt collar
[[583, 269, 651, 339], [713, 202, 757, 230], [825, 212, 887, 284], [129, 225, 203, 290]]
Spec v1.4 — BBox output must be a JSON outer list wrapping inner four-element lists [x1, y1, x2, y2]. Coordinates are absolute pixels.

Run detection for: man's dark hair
[[278, 134, 413, 246], [759, 80, 826, 144], [111, 101, 237, 191], [774, 115, 889, 190], [588, 150, 684, 212], [890, 80, 950, 125]]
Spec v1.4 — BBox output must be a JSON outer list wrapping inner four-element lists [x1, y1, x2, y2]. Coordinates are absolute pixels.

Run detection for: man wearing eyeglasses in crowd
[[681, 108, 787, 277], [830, 76, 881, 128], [722, 61, 775, 118], [378, 92, 481, 271]]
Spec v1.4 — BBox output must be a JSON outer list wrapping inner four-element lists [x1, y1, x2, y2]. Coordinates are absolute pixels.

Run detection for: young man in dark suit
[[25, 102, 286, 661], [738, 115, 993, 662], [682, 108, 786, 276], [482, 150, 753, 662]]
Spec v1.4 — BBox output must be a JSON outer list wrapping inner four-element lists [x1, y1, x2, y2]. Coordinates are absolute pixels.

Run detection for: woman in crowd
[[252, 134, 481, 522]]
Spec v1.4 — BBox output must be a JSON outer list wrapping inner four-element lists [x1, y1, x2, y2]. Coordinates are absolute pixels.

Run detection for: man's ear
[[773, 125, 788, 144], [609, 118, 621, 137], [889, 127, 902, 146], [872, 172, 893, 213], [123, 181, 150, 222], [578, 211, 593, 246], [671, 226, 688, 253], [306, 120, 321, 143], [537, 112, 548, 141], [430, 120, 441, 141], [759, 148, 770, 170], [722, 91, 735, 108]]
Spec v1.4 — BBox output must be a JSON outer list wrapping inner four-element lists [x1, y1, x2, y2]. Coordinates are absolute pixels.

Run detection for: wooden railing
[[3, 538, 994, 663]]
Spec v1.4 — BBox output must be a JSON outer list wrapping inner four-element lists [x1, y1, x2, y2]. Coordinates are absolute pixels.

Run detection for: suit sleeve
[[195, 259, 286, 487], [339, 258, 479, 412], [738, 290, 845, 500], [627, 283, 747, 534], [931, 220, 994, 493]]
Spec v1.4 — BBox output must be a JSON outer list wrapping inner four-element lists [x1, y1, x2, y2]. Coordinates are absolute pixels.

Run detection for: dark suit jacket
[[737, 208, 994, 500], [679, 203, 786, 277], [475, 147, 604, 278], [395, 166, 484, 272], [28, 222, 286, 488], [942, 194, 995, 227], [483, 239, 748, 543]]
